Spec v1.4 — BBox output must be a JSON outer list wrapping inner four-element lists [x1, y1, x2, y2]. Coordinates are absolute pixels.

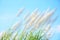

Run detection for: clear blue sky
[[0, 0, 60, 40]]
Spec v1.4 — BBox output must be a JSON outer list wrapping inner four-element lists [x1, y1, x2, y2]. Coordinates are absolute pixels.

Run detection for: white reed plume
[[31, 8, 39, 14], [28, 10, 54, 31], [32, 12, 44, 30], [11, 21, 21, 31], [24, 11, 30, 20], [37, 9, 56, 26], [23, 23, 32, 33], [29, 12, 40, 32], [24, 12, 39, 32], [16, 7, 25, 17], [40, 16, 57, 34], [43, 8, 50, 15], [44, 24, 51, 33], [33, 11, 41, 23], [46, 28, 54, 39], [25, 8, 39, 23], [28, 12, 39, 26], [23, 24, 28, 32], [34, 10, 44, 24], [30, 8, 52, 31], [24, 9, 37, 31], [40, 24, 51, 37], [24, 8, 39, 31], [25, 14, 39, 32], [32, 11, 40, 25]]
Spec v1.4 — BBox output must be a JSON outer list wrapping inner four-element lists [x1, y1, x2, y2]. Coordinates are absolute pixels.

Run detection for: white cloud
[[52, 25, 60, 33], [56, 25, 60, 32]]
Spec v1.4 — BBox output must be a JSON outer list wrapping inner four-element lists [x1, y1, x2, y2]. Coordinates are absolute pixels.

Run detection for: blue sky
[[0, 0, 60, 40]]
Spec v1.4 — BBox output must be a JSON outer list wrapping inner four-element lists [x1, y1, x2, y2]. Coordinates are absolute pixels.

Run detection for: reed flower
[[11, 21, 21, 31], [16, 7, 25, 17]]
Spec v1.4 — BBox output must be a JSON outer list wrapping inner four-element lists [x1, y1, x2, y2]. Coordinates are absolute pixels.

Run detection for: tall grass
[[0, 8, 57, 40]]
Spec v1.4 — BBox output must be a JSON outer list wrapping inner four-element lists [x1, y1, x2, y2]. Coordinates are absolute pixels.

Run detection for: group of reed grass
[[0, 8, 57, 40]]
